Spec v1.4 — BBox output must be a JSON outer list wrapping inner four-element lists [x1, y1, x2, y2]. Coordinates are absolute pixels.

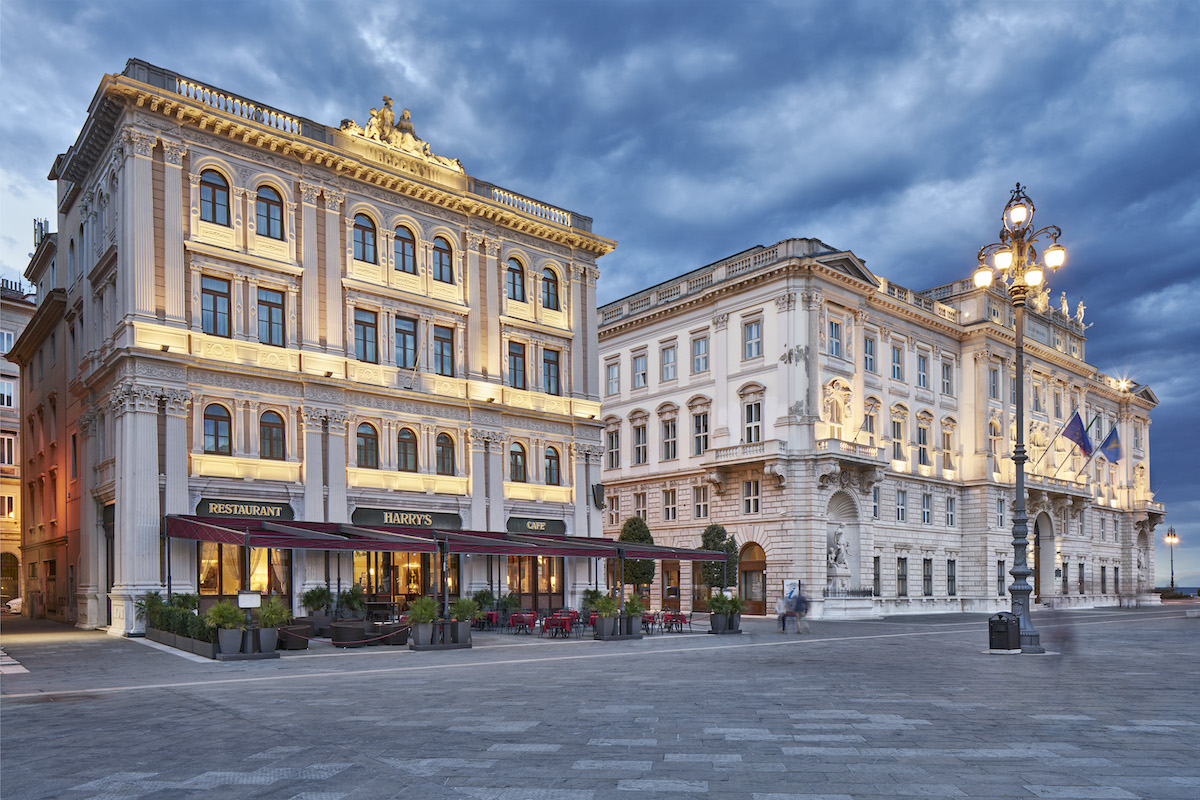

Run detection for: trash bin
[[989, 612, 1020, 650]]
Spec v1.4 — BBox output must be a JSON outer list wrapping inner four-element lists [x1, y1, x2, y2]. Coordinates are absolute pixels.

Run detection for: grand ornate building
[[12, 60, 614, 634], [598, 238, 1164, 617]]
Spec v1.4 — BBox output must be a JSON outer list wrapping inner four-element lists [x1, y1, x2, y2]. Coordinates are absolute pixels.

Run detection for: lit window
[[199, 170, 229, 226], [203, 404, 232, 455], [436, 433, 455, 476], [353, 214, 377, 263], [544, 447, 561, 486], [259, 411, 285, 460], [201, 276, 231, 337], [354, 309, 378, 364], [432, 237, 454, 283], [542, 268, 559, 310], [509, 443, 527, 482], [394, 226, 416, 274], [255, 186, 283, 240], [356, 423, 379, 469], [506, 258, 526, 302], [692, 336, 709, 373], [397, 428, 418, 472], [257, 287, 284, 347], [743, 320, 762, 360]]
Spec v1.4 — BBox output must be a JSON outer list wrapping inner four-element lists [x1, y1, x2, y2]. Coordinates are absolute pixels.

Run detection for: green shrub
[[205, 600, 245, 630], [337, 585, 367, 618], [593, 595, 619, 618], [169, 593, 199, 611], [726, 595, 746, 615], [450, 597, 479, 622], [500, 592, 522, 611], [136, 591, 164, 627], [188, 613, 213, 642], [581, 588, 604, 611], [708, 593, 731, 614], [471, 588, 496, 610], [408, 596, 438, 624], [257, 595, 293, 628], [623, 594, 643, 616], [302, 585, 333, 614]]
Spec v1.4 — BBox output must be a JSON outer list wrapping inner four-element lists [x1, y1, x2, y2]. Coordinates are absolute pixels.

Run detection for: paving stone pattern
[[2, 606, 1198, 799]]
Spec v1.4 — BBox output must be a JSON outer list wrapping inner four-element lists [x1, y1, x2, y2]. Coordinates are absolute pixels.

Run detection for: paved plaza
[[2, 604, 1198, 800]]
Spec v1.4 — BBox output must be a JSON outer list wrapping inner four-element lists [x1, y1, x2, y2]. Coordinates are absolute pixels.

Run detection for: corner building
[[598, 239, 1164, 618], [12, 60, 613, 634]]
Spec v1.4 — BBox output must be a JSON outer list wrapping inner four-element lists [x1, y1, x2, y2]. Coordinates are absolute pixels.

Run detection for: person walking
[[775, 594, 790, 633], [793, 589, 810, 634]]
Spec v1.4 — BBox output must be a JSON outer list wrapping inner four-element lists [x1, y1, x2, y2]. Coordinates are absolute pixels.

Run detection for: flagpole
[[1051, 413, 1099, 480], [1031, 413, 1076, 471]]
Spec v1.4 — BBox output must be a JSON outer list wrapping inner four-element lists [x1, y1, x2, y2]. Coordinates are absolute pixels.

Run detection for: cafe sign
[[506, 517, 567, 535], [351, 507, 463, 529], [196, 498, 294, 520]]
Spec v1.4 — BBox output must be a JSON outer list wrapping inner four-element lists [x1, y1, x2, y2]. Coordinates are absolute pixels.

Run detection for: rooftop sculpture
[[341, 96, 464, 173]]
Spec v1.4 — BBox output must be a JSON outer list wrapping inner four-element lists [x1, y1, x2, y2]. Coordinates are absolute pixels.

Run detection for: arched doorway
[[1033, 512, 1054, 602], [825, 491, 859, 593], [738, 542, 767, 615], [0, 553, 18, 604]]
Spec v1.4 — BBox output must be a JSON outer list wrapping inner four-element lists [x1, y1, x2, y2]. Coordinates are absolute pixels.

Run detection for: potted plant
[[708, 593, 730, 633], [205, 600, 245, 655], [726, 594, 746, 632], [408, 596, 438, 646], [256, 595, 293, 652], [450, 597, 478, 644], [581, 587, 604, 613], [336, 584, 367, 619], [623, 594, 643, 636], [593, 594, 619, 637], [301, 585, 333, 635], [135, 591, 166, 642], [500, 592, 522, 626]]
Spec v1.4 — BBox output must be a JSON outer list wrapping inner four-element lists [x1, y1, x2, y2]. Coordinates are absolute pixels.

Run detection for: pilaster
[[323, 189, 345, 350], [161, 140, 188, 324], [122, 129, 158, 319]]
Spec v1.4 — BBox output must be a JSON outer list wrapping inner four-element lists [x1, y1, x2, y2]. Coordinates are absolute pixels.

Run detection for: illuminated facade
[[12, 60, 614, 634], [1, 274, 38, 607], [598, 239, 1164, 618]]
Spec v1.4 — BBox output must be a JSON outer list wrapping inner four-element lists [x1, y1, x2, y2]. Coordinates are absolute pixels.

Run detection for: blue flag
[[1061, 411, 1093, 457], [1099, 427, 1122, 463]]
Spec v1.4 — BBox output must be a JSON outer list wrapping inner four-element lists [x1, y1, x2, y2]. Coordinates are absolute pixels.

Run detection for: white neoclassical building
[[598, 238, 1164, 618], [12, 60, 615, 634]]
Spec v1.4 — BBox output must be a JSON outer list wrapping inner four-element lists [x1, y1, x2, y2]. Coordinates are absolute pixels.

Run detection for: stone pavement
[[2, 604, 1198, 800]]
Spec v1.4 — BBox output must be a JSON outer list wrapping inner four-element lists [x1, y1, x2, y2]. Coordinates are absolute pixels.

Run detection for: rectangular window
[[997, 560, 1007, 596], [606, 430, 620, 469], [941, 362, 953, 395], [947, 559, 957, 596], [873, 556, 881, 596], [634, 492, 646, 519], [0, 380, 12, 408], [1100, 516, 1106, 541], [395, 316, 417, 369], [693, 412, 709, 455], [917, 425, 930, 466], [942, 431, 954, 471], [891, 345, 904, 380], [433, 325, 454, 377], [632, 353, 647, 389], [863, 412, 876, 446], [1054, 391, 1062, 419], [917, 354, 928, 388], [896, 489, 907, 522], [692, 336, 709, 373], [743, 320, 762, 360], [662, 489, 677, 521], [922, 493, 932, 524], [1100, 565, 1107, 594], [996, 498, 1005, 528], [922, 558, 933, 596], [1032, 385, 1043, 413], [70, 434, 78, 479], [606, 362, 620, 396], [1114, 566, 1119, 593], [543, 349, 560, 395], [693, 485, 709, 518], [744, 402, 761, 444], [946, 496, 956, 527], [891, 419, 904, 461], [864, 336, 876, 372], [661, 419, 677, 460], [1010, 373, 1016, 405], [606, 496, 619, 526], [632, 424, 647, 465], [829, 320, 842, 357], [897, 558, 908, 597], [354, 309, 378, 363], [508, 341, 526, 389], [661, 345, 676, 381], [1078, 563, 1085, 594], [989, 368, 999, 400], [0, 330, 12, 353], [257, 287, 285, 347], [1, 495, 13, 519], [742, 480, 760, 514], [201, 276, 231, 337], [872, 487, 880, 519]]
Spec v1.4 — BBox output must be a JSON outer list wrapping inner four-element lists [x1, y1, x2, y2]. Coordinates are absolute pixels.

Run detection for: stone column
[[583, 265, 600, 398], [468, 430, 489, 531], [75, 411, 102, 629], [301, 408, 325, 521], [712, 313, 730, 443], [299, 182, 321, 348], [161, 140, 188, 324], [465, 233, 485, 381], [323, 190, 345, 350], [326, 410, 350, 523], [163, 389, 194, 593], [122, 129, 158, 320], [484, 241, 502, 380]]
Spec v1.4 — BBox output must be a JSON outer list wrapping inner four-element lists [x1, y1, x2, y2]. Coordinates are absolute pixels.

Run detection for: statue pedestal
[[826, 566, 851, 593]]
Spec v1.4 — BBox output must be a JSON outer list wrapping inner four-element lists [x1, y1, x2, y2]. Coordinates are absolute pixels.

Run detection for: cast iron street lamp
[[973, 183, 1067, 654], [1165, 527, 1178, 590]]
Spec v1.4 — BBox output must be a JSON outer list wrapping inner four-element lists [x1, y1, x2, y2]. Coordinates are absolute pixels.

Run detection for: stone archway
[[825, 491, 860, 593], [738, 542, 767, 616]]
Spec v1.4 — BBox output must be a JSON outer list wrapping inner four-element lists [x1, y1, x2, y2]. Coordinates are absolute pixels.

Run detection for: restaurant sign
[[196, 498, 294, 520], [506, 517, 567, 535], [351, 507, 463, 529]]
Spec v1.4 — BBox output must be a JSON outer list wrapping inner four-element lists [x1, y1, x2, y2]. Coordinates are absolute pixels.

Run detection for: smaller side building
[[1, 271, 39, 606]]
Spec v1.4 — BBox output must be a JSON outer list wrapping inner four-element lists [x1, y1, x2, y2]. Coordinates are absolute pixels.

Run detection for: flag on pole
[[1098, 427, 1122, 463], [1061, 411, 1093, 457]]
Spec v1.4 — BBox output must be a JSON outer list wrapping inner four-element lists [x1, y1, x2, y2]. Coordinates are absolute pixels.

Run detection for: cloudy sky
[[2, 0, 1197, 586]]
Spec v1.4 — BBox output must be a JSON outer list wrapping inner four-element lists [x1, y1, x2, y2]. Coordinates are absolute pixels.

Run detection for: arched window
[[542, 268, 560, 310], [68, 239, 76, 284], [259, 411, 285, 460], [255, 186, 283, 240], [394, 226, 416, 274], [432, 237, 454, 283], [203, 404, 232, 455], [506, 258, 525, 302], [988, 421, 1001, 455], [354, 214, 377, 264], [397, 428, 418, 472], [436, 433, 455, 476], [509, 442, 527, 482], [356, 423, 379, 468], [199, 170, 230, 226], [544, 447, 561, 486]]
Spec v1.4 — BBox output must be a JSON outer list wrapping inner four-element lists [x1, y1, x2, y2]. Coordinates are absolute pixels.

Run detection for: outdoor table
[[484, 611, 499, 629], [365, 601, 400, 622], [542, 615, 572, 638], [662, 611, 687, 632], [510, 612, 536, 634], [641, 612, 660, 634]]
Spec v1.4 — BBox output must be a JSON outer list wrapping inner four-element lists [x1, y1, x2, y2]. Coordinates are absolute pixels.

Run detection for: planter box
[[331, 622, 367, 648], [191, 637, 216, 658], [217, 628, 243, 655], [451, 620, 472, 644], [409, 621, 470, 650], [278, 623, 311, 650], [257, 627, 279, 653]]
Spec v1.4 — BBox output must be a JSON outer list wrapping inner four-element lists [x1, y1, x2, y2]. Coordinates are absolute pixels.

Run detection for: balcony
[[816, 438, 886, 465], [704, 438, 788, 468]]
